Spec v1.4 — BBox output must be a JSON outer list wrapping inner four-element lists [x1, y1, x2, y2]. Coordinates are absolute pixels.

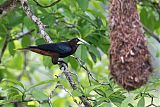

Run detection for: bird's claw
[[58, 61, 68, 69]]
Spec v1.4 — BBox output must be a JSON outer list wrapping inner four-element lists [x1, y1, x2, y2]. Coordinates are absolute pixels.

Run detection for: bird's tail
[[14, 47, 30, 51], [15, 46, 37, 51]]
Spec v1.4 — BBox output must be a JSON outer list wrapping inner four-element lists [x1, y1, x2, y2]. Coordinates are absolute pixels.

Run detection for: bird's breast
[[59, 49, 76, 58], [59, 52, 73, 58]]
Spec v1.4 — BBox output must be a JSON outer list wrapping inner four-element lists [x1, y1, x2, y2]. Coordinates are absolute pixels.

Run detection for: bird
[[18, 38, 88, 64]]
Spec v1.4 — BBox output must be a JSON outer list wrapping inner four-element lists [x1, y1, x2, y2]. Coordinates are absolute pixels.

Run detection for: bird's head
[[69, 38, 89, 47]]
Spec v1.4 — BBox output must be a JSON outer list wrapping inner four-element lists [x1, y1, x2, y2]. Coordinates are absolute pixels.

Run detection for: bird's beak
[[77, 38, 90, 45], [77, 41, 83, 45]]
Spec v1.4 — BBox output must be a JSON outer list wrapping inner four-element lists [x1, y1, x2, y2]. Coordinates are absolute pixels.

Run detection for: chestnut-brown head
[[69, 38, 81, 47], [69, 38, 89, 46], [68, 38, 89, 53]]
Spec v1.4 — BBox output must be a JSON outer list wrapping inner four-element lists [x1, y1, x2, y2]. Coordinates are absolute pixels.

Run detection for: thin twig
[[60, 84, 82, 106], [143, 25, 160, 43], [8, 29, 35, 42], [0, 0, 19, 15], [17, 51, 28, 81], [72, 56, 109, 86], [48, 73, 63, 107], [70, 71, 80, 85], [140, 93, 158, 107], [0, 35, 9, 64], [48, 73, 80, 107], [32, 0, 61, 8], [48, 84, 60, 107], [0, 29, 34, 64], [16, 29, 34, 82]]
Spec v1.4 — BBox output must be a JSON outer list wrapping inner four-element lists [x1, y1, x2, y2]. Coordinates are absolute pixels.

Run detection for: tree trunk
[[109, 0, 152, 90]]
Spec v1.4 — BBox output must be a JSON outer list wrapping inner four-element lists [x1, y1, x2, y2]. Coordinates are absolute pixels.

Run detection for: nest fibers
[[109, 0, 152, 91]]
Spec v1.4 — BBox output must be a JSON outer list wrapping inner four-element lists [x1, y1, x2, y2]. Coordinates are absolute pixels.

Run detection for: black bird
[[18, 38, 88, 64]]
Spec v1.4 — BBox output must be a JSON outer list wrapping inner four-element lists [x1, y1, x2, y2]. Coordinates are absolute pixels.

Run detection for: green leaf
[[84, 85, 101, 96], [3, 103, 13, 107], [2, 79, 25, 89], [9, 94, 22, 101], [137, 97, 145, 107], [77, 0, 89, 11], [109, 91, 126, 107], [6, 86, 23, 94], [121, 95, 135, 107], [0, 24, 7, 38], [35, 38, 46, 45], [43, 56, 52, 68], [75, 45, 88, 62], [93, 97, 110, 107], [27, 79, 56, 91], [21, 35, 31, 47], [81, 46, 88, 62], [7, 88, 21, 100], [40, 103, 50, 107], [7, 11, 24, 26], [79, 15, 97, 28], [156, 50, 160, 57], [72, 90, 83, 97], [23, 16, 36, 29], [96, 89, 109, 97], [69, 56, 78, 70], [96, 17, 102, 28], [8, 41, 15, 56], [89, 52, 97, 63], [0, 100, 10, 105], [86, 58, 93, 68], [88, 45, 101, 60], [32, 90, 48, 101]]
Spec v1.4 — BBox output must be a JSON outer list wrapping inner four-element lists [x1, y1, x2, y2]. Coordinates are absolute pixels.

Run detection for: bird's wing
[[32, 42, 72, 54]]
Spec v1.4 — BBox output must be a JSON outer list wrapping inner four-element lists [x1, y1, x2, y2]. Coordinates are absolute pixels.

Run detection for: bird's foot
[[51, 60, 68, 67], [58, 61, 68, 68], [52, 58, 68, 70], [58, 61, 68, 71]]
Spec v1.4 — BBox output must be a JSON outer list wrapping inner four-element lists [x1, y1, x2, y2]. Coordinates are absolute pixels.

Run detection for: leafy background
[[0, 0, 160, 107]]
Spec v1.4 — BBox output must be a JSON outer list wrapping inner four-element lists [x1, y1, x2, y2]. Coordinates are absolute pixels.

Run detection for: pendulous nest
[[109, 0, 152, 90]]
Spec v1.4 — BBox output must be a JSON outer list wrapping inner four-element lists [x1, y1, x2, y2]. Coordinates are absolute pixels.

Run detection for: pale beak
[[77, 38, 90, 45], [77, 41, 83, 45]]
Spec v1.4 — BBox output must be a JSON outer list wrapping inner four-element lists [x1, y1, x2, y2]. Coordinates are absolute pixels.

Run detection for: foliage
[[0, 0, 160, 107]]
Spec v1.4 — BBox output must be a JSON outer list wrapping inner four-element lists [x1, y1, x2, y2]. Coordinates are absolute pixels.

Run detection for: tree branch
[[20, 0, 53, 43], [32, 0, 61, 8], [143, 25, 160, 43], [0, 29, 34, 64], [0, 35, 9, 64], [59, 63, 91, 107], [19, 0, 91, 106], [8, 29, 35, 42], [0, 0, 19, 15], [72, 56, 110, 86], [48, 74, 80, 107]]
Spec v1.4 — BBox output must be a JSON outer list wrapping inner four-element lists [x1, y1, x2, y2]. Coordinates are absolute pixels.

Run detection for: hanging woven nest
[[109, 0, 152, 90]]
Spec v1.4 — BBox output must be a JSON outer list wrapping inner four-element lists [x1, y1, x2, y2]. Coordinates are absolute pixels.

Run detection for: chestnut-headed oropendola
[[18, 38, 89, 64]]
